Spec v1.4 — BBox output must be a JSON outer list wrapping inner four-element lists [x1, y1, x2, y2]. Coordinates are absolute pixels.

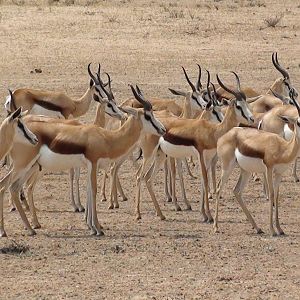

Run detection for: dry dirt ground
[[0, 0, 300, 299]]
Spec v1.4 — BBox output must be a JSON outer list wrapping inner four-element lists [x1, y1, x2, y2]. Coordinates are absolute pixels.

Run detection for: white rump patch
[[235, 148, 266, 173], [39, 145, 86, 171], [159, 136, 198, 159], [31, 104, 64, 118]]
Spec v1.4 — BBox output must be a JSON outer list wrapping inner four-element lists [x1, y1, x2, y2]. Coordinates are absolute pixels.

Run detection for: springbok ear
[[205, 100, 213, 111], [121, 106, 138, 118], [169, 88, 186, 97], [89, 78, 94, 88], [9, 106, 22, 121], [20, 109, 29, 117], [278, 115, 297, 124]]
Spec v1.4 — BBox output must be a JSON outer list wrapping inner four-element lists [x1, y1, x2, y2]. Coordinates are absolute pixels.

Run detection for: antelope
[[136, 72, 254, 222], [214, 92, 300, 236], [166, 76, 225, 210], [216, 53, 298, 111], [21, 87, 126, 228], [259, 90, 299, 182], [0, 85, 166, 237], [4, 64, 105, 119]]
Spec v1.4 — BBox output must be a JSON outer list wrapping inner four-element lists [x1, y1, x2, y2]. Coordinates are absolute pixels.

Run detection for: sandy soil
[[0, 1, 299, 299]]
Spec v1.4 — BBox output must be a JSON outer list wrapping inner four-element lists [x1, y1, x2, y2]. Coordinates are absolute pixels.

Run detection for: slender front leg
[[89, 163, 104, 236], [292, 157, 299, 182], [109, 164, 119, 209], [116, 173, 127, 202], [183, 157, 197, 179], [266, 168, 276, 236], [209, 154, 218, 198], [169, 157, 181, 211], [69, 168, 78, 212], [233, 169, 262, 234], [274, 173, 284, 235], [144, 151, 166, 220], [163, 160, 172, 202], [100, 171, 108, 202], [73, 167, 84, 212], [198, 152, 213, 223], [177, 159, 191, 210], [213, 160, 236, 233]]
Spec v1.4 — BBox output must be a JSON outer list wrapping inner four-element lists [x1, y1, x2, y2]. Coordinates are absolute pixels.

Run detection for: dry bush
[[264, 14, 283, 28], [0, 241, 29, 255]]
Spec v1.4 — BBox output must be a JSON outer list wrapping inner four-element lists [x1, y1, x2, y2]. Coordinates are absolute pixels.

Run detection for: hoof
[[0, 230, 7, 237], [28, 229, 36, 236], [271, 232, 277, 237], [257, 228, 264, 234], [101, 197, 107, 202], [214, 228, 219, 234], [175, 206, 182, 212], [166, 197, 172, 203], [78, 207, 85, 213], [278, 230, 285, 236], [33, 223, 41, 229], [74, 207, 80, 212], [294, 178, 299, 183], [90, 229, 97, 235], [160, 215, 166, 220], [108, 204, 114, 210], [202, 217, 208, 223], [9, 207, 16, 212], [207, 218, 214, 224], [122, 197, 128, 202], [114, 204, 119, 209], [135, 215, 141, 220], [96, 230, 105, 236], [186, 206, 192, 211], [208, 193, 213, 200]]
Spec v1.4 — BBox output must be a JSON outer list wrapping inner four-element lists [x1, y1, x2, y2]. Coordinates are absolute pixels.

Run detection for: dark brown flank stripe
[[163, 132, 195, 147], [33, 97, 64, 114], [40, 134, 86, 155], [237, 140, 264, 160]]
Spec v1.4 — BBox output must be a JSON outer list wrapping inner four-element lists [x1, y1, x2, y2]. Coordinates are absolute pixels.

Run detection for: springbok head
[[122, 85, 166, 136], [4, 102, 38, 146], [217, 72, 254, 124], [168, 65, 207, 110], [271, 52, 298, 98]]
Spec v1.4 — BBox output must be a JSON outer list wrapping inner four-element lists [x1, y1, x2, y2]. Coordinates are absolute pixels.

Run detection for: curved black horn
[[206, 70, 212, 100], [8, 89, 17, 111], [290, 93, 300, 116], [129, 84, 152, 111], [87, 63, 98, 84], [210, 83, 218, 106], [196, 64, 202, 91], [216, 74, 239, 99], [97, 64, 101, 77], [182, 66, 196, 92], [231, 71, 241, 92], [272, 52, 289, 79]]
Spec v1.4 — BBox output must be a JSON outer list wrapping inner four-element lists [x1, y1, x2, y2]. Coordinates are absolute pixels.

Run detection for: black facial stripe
[[144, 112, 160, 133], [212, 110, 222, 123], [17, 120, 33, 142], [236, 105, 247, 120]]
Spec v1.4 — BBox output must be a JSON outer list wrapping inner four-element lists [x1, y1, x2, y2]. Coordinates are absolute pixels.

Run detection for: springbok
[[214, 92, 300, 236], [136, 72, 253, 222], [4, 64, 106, 119], [0, 85, 166, 237]]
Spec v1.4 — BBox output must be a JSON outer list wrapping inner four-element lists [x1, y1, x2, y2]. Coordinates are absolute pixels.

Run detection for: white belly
[[159, 136, 198, 158], [235, 148, 266, 173], [39, 145, 86, 171], [31, 104, 64, 118], [283, 124, 293, 141]]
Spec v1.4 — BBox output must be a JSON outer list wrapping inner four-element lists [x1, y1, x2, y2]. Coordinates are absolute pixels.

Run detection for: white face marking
[[283, 124, 293, 141], [39, 145, 86, 171], [159, 136, 198, 159], [13, 121, 38, 146], [4, 95, 11, 111], [31, 104, 64, 119], [142, 112, 166, 136]]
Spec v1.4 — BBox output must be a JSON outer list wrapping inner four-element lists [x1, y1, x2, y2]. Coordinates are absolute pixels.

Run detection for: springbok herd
[[0, 52, 299, 238]]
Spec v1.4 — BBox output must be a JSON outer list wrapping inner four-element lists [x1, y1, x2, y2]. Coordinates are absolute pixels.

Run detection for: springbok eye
[[144, 113, 151, 121], [107, 103, 112, 108]]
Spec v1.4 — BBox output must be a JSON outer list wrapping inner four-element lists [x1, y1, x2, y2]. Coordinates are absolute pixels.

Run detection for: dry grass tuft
[[264, 14, 283, 28]]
